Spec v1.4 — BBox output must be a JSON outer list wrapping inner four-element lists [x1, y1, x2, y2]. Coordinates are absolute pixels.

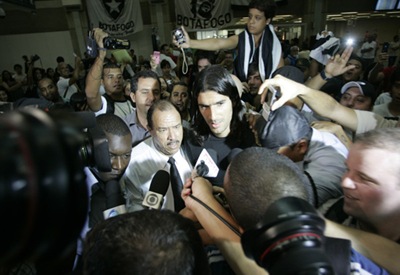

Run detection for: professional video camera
[[241, 197, 335, 275], [0, 108, 110, 269]]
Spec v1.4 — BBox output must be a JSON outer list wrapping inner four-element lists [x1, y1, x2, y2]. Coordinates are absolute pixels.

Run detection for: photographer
[[181, 147, 391, 274], [85, 28, 135, 118], [75, 113, 132, 270]]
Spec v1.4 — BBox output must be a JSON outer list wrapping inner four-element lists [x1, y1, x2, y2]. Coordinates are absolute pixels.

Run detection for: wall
[[328, 18, 400, 46], [0, 31, 75, 72]]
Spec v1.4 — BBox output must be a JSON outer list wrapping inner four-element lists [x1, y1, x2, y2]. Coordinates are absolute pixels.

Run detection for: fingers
[[341, 46, 353, 63]]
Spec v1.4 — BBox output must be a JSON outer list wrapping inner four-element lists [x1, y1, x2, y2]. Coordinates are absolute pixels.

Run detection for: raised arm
[[306, 46, 355, 90], [173, 26, 238, 51], [69, 56, 83, 86], [259, 75, 358, 132], [182, 178, 267, 275], [85, 28, 108, 112]]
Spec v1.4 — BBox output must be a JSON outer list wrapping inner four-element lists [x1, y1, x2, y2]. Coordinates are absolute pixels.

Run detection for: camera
[[31, 54, 40, 62], [382, 42, 390, 53], [87, 30, 131, 58], [0, 108, 110, 268], [241, 197, 334, 275], [172, 28, 186, 45]]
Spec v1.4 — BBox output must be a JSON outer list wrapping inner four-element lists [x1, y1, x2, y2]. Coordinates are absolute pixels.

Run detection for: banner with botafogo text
[[86, 0, 143, 37]]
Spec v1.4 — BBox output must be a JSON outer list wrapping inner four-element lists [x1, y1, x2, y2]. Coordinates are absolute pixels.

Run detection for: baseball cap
[[340, 81, 378, 103], [260, 105, 312, 150]]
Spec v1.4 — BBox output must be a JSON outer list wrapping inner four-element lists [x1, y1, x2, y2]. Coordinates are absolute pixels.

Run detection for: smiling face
[[247, 8, 270, 35], [197, 91, 233, 138], [150, 108, 183, 156], [247, 71, 262, 95], [170, 84, 189, 112], [341, 143, 400, 226], [340, 87, 372, 111]]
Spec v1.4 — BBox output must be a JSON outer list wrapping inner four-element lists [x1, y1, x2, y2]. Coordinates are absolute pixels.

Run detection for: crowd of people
[[1, 0, 400, 274]]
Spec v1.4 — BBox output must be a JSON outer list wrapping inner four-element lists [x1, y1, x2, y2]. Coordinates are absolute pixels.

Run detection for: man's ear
[[129, 92, 136, 103], [266, 18, 271, 25], [296, 139, 309, 156]]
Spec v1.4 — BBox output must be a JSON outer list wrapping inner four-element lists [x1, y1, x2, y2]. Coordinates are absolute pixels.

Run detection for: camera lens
[[0, 109, 88, 267], [241, 197, 334, 275]]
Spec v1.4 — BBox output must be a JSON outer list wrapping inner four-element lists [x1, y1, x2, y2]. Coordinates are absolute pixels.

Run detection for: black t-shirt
[[183, 125, 256, 186]]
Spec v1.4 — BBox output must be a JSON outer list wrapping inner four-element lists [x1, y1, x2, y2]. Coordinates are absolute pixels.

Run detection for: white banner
[[86, 0, 143, 37], [175, 0, 234, 31]]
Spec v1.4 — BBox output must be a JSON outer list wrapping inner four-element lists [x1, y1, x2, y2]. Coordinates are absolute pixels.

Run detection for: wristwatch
[[320, 70, 332, 81]]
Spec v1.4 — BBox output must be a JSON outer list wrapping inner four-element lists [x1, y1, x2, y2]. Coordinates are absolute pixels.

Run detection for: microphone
[[192, 148, 219, 179], [103, 180, 127, 219], [142, 170, 170, 210]]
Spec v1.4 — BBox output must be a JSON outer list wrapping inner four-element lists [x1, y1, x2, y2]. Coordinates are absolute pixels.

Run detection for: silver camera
[[172, 28, 186, 45]]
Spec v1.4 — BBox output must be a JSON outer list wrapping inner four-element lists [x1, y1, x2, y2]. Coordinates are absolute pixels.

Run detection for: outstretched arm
[[85, 28, 108, 112], [172, 26, 239, 51], [258, 75, 358, 132]]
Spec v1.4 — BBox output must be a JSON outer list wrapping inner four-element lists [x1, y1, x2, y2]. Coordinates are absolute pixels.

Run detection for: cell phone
[[382, 42, 389, 53], [153, 51, 160, 65], [269, 85, 280, 106]]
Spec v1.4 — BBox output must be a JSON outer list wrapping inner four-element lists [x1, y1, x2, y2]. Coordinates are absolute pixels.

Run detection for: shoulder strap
[[325, 237, 351, 275], [324, 197, 349, 224], [102, 93, 115, 114], [63, 86, 70, 98], [304, 170, 319, 208]]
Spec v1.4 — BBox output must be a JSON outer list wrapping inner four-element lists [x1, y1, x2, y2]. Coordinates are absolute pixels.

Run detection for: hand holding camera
[[172, 26, 189, 48]]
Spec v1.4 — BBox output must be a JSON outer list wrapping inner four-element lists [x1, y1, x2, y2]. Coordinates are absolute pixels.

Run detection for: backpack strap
[[63, 86, 70, 98], [324, 197, 349, 224], [304, 170, 319, 208]]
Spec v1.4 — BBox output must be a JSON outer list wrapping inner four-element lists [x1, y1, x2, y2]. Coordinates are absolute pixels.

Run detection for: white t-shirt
[[57, 76, 78, 102]]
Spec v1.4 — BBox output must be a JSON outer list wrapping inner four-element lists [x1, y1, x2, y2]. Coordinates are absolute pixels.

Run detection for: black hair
[[192, 65, 244, 142], [147, 100, 179, 130], [226, 147, 310, 230], [160, 59, 171, 69], [83, 210, 210, 275], [248, 0, 277, 19], [130, 70, 161, 94], [96, 113, 131, 137]]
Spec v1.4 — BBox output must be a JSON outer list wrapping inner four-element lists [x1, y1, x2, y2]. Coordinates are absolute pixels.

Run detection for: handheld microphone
[[142, 170, 170, 210], [192, 148, 219, 179], [103, 180, 127, 219]]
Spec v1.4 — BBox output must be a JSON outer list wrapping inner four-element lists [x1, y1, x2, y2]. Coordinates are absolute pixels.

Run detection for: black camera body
[[31, 54, 40, 62], [0, 108, 111, 267], [172, 28, 186, 45], [87, 30, 131, 58], [241, 197, 334, 275]]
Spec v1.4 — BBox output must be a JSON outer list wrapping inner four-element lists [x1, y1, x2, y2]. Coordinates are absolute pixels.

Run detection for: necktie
[[168, 157, 185, 212]]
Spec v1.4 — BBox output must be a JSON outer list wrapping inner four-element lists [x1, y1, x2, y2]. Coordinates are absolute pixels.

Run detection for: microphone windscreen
[[149, 170, 170, 195]]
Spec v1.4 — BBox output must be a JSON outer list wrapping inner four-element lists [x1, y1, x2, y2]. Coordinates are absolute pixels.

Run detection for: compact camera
[[172, 28, 186, 45]]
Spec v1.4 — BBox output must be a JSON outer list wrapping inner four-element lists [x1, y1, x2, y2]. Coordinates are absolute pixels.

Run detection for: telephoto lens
[[241, 197, 334, 275]]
